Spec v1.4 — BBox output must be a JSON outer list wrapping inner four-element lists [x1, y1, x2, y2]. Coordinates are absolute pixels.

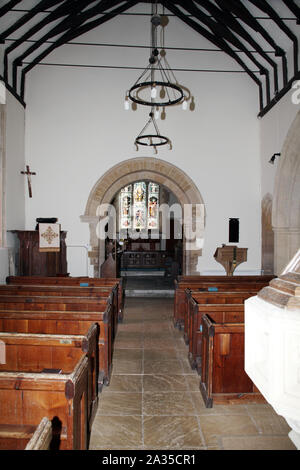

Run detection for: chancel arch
[[272, 110, 300, 274], [81, 157, 205, 276]]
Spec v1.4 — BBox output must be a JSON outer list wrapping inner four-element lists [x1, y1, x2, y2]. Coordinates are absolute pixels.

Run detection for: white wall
[[24, 9, 262, 275], [0, 90, 25, 283], [260, 88, 300, 201]]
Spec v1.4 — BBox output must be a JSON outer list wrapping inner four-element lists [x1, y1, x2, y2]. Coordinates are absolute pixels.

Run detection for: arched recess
[[261, 193, 274, 274], [272, 109, 300, 275], [81, 157, 205, 276]]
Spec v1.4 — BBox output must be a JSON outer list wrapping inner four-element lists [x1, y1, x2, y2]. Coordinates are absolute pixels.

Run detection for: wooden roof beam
[[3, 0, 86, 82], [161, 0, 264, 111], [282, 0, 300, 24], [11, 0, 114, 90], [185, 0, 271, 103], [215, 0, 288, 86], [249, 0, 298, 77], [20, 0, 140, 100], [196, 0, 279, 94], [0, 0, 23, 18], [0, 0, 66, 42]]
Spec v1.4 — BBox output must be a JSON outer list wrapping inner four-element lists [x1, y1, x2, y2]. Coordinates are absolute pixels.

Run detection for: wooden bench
[[25, 417, 53, 450], [184, 290, 259, 347], [0, 303, 113, 388], [174, 275, 274, 328], [0, 324, 98, 433], [6, 276, 124, 322], [187, 303, 244, 374], [0, 417, 53, 450], [0, 354, 89, 449], [200, 311, 264, 408], [0, 284, 119, 343]]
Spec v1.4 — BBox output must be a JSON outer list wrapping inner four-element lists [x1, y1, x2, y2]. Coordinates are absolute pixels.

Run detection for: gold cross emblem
[[41, 226, 58, 245]]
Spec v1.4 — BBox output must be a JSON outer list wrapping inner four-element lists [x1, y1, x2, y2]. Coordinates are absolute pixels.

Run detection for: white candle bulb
[[151, 86, 157, 98]]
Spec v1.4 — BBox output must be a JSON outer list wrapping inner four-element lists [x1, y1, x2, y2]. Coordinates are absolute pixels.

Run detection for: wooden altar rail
[[0, 324, 98, 435], [0, 284, 119, 344], [200, 311, 264, 408], [0, 304, 113, 389], [6, 276, 124, 322], [0, 354, 89, 450], [174, 275, 274, 328]]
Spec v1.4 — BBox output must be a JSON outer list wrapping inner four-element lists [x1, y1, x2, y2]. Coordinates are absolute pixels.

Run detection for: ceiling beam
[[10, 0, 109, 89], [19, 0, 140, 99], [3, 0, 86, 81], [282, 0, 300, 24], [215, 0, 288, 87], [249, 0, 298, 77], [184, 0, 271, 103], [0, 0, 23, 18], [0, 0, 65, 41], [197, 0, 279, 94], [161, 0, 264, 110]]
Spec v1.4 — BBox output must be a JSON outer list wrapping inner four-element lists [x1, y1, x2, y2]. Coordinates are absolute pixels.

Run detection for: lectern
[[214, 244, 248, 275], [12, 230, 68, 276]]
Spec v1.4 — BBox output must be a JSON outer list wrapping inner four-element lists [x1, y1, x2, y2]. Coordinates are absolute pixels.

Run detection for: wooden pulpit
[[12, 230, 68, 276], [214, 244, 248, 276]]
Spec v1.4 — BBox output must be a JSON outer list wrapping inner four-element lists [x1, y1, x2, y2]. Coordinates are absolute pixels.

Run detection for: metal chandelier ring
[[135, 134, 169, 147], [129, 81, 184, 107]]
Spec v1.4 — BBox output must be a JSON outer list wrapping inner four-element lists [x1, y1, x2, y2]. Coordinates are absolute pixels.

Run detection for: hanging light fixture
[[135, 109, 171, 154], [124, 2, 186, 111]]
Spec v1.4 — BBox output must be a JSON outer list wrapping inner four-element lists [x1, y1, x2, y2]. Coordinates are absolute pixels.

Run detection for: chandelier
[[124, 3, 189, 151], [124, 9, 187, 110], [134, 109, 172, 154]]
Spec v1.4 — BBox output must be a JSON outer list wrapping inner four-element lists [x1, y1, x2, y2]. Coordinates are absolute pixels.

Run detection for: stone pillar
[[273, 227, 300, 275]]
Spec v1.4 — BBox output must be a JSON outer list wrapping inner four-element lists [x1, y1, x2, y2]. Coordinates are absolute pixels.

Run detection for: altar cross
[[21, 165, 36, 198]]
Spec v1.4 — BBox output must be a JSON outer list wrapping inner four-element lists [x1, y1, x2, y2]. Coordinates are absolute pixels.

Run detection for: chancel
[[0, 0, 299, 452]]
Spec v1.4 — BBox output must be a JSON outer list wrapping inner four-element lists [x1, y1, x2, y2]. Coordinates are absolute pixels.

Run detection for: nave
[[89, 297, 295, 451]]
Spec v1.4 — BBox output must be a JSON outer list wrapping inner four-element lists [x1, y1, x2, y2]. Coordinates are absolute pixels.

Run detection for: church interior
[[0, 0, 299, 452]]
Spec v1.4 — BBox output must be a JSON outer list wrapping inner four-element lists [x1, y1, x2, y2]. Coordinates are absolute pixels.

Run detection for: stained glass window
[[118, 181, 160, 231], [133, 181, 147, 229], [120, 185, 132, 229], [147, 182, 159, 229]]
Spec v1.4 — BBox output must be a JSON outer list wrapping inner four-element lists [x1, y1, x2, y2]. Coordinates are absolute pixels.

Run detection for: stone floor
[[88, 297, 296, 451]]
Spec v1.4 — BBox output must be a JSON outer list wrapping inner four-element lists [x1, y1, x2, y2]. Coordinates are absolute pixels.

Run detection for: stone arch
[[261, 193, 274, 274], [272, 109, 300, 274], [81, 157, 205, 276]]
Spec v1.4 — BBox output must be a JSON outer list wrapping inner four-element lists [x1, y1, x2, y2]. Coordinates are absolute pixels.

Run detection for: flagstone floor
[[88, 297, 296, 451]]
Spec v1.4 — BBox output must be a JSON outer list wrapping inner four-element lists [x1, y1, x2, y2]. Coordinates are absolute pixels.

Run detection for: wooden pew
[[0, 284, 119, 343], [0, 303, 113, 388], [0, 324, 98, 433], [174, 275, 274, 328], [0, 353, 89, 449], [199, 311, 264, 408], [187, 303, 244, 374], [184, 290, 259, 348], [6, 276, 124, 322], [25, 417, 53, 450], [0, 417, 53, 450]]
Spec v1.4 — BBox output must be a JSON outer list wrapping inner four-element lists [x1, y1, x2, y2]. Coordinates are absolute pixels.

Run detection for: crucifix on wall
[[21, 165, 36, 198]]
